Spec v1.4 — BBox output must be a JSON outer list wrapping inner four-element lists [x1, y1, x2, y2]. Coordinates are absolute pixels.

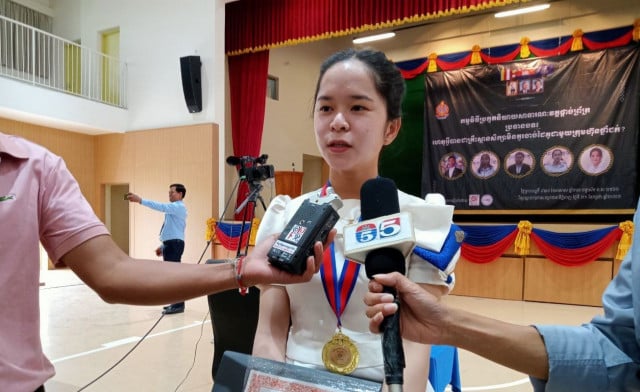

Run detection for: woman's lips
[[327, 141, 351, 152]]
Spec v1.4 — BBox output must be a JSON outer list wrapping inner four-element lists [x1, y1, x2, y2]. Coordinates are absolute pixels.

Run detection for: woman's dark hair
[[171, 183, 186, 198], [313, 48, 406, 120]]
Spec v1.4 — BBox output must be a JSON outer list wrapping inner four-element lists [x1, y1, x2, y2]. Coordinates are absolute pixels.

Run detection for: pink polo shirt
[[0, 133, 109, 391]]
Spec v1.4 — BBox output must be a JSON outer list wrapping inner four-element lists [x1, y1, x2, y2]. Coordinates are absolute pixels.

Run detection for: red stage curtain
[[228, 51, 270, 221], [226, 0, 529, 55]]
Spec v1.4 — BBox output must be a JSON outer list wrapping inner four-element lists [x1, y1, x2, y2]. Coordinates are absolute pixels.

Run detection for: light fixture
[[494, 3, 550, 18], [352, 32, 396, 44]]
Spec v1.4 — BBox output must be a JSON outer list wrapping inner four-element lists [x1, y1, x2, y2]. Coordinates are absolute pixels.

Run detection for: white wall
[[261, 38, 346, 172], [3, 0, 226, 135], [50, 0, 80, 40], [71, 0, 221, 132], [0, 77, 127, 133]]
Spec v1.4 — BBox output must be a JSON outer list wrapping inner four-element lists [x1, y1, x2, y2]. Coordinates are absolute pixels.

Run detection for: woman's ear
[[383, 118, 402, 146]]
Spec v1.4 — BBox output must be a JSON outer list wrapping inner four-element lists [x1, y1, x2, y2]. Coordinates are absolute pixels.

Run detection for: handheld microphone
[[359, 177, 408, 391], [267, 188, 343, 275]]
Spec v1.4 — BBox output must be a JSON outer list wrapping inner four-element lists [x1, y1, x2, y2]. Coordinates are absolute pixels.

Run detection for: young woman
[[252, 48, 461, 391]]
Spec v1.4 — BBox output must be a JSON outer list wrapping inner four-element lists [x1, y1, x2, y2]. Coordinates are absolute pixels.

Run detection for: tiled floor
[[40, 269, 604, 392]]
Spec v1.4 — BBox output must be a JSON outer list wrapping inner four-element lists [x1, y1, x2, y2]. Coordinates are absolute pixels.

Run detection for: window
[[267, 74, 278, 100]]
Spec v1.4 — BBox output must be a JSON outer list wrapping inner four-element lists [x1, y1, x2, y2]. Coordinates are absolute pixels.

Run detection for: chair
[[206, 260, 260, 380], [429, 345, 462, 392]]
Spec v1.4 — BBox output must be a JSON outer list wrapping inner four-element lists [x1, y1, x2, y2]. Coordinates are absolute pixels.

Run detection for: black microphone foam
[[360, 177, 400, 220], [361, 177, 406, 279], [360, 177, 406, 388]]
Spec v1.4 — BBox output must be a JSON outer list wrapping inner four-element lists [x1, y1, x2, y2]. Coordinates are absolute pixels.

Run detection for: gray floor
[[40, 269, 603, 392]]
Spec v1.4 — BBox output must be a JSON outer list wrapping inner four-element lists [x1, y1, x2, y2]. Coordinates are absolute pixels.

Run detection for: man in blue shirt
[[127, 183, 188, 314], [365, 200, 640, 391]]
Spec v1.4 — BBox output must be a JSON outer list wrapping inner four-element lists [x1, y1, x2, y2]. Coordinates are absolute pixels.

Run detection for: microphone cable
[[172, 309, 211, 392], [157, 179, 256, 389], [196, 177, 241, 265], [75, 229, 217, 391], [174, 176, 262, 390], [175, 174, 277, 390], [78, 174, 270, 390], [76, 313, 166, 391]]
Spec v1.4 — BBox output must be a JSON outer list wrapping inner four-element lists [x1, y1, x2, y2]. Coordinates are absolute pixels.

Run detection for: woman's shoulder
[[398, 190, 449, 207], [269, 189, 318, 209]]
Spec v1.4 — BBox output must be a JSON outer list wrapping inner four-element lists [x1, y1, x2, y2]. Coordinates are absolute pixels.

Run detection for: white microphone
[[343, 211, 415, 264]]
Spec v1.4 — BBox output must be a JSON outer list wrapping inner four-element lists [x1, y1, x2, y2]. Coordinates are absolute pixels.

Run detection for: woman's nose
[[330, 112, 349, 131]]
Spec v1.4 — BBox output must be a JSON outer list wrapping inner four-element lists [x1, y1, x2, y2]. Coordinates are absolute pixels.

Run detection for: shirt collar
[[0, 132, 30, 160]]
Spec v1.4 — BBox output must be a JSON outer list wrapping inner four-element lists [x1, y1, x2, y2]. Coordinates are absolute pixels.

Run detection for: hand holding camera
[[125, 192, 141, 203]]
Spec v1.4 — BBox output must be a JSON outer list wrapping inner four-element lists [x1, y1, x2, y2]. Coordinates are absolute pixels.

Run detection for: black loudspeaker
[[180, 55, 202, 113]]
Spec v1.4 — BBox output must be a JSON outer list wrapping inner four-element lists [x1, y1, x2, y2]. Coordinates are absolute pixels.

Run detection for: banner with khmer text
[[422, 45, 640, 212]]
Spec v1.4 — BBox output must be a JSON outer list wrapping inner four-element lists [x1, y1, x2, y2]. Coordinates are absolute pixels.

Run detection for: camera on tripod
[[226, 154, 275, 183]]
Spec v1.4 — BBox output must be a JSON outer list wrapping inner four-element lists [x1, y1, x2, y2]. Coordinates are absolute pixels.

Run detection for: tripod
[[207, 178, 267, 380], [233, 180, 267, 258]]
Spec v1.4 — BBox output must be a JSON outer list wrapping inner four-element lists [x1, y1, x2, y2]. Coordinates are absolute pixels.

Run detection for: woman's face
[[313, 59, 400, 176]]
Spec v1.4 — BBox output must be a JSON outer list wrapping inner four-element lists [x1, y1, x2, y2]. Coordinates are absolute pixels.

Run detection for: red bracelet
[[235, 256, 248, 296]]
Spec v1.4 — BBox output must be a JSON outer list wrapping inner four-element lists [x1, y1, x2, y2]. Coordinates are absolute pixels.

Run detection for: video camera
[[226, 154, 275, 183]]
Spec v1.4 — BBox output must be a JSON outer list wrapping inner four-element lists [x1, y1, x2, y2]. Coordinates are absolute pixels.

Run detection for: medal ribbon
[[321, 243, 360, 328], [319, 181, 361, 328]]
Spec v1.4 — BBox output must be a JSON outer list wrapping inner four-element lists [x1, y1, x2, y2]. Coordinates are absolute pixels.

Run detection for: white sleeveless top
[[255, 189, 460, 382]]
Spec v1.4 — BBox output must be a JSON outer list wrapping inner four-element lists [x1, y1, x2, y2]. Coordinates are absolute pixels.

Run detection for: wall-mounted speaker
[[180, 55, 202, 113]]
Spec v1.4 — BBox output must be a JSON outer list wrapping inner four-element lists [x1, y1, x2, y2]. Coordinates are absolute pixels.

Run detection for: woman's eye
[[352, 105, 366, 111], [317, 105, 331, 112]]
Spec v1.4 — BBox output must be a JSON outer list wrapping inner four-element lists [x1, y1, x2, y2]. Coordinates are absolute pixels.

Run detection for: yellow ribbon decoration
[[616, 220, 634, 260], [206, 218, 217, 242], [515, 220, 532, 256], [519, 37, 531, 59], [206, 218, 261, 245], [427, 52, 438, 73], [249, 218, 261, 246], [571, 29, 584, 51], [470, 44, 482, 65]]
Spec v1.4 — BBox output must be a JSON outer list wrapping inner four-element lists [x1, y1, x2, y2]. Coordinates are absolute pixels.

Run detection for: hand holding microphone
[[344, 177, 415, 391], [365, 272, 448, 346]]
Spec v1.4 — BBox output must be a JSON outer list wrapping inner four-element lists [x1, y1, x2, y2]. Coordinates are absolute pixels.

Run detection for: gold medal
[[322, 331, 359, 375]]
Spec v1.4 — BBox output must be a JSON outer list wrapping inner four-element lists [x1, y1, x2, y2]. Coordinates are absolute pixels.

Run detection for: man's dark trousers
[[163, 239, 185, 309]]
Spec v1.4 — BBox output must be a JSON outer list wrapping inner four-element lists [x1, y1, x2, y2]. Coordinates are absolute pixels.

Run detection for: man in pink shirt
[[0, 132, 335, 392]]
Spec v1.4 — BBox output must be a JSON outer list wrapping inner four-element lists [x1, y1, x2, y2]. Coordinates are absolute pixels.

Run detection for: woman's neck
[[328, 171, 378, 200]]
